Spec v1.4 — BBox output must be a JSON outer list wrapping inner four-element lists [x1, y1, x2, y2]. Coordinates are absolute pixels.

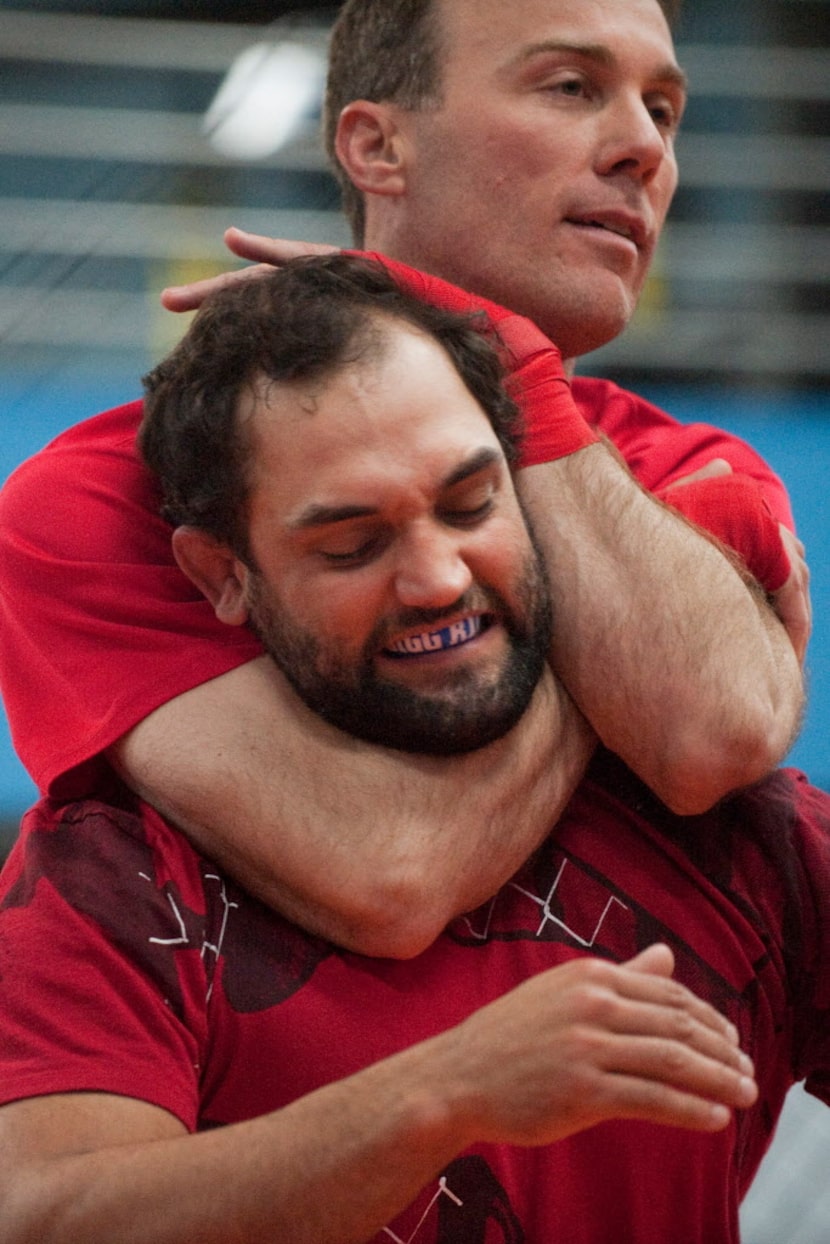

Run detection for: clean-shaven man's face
[[368, 0, 685, 362]]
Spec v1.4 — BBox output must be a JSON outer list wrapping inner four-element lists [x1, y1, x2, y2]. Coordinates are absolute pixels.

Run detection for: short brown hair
[[324, 0, 442, 246], [324, 0, 683, 245]]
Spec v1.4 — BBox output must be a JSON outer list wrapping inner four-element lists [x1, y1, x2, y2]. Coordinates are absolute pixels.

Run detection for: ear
[[171, 526, 250, 627], [335, 100, 408, 199]]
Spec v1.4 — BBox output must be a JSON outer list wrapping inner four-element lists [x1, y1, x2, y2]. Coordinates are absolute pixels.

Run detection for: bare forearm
[[3, 950, 756, 1244], [113, 660, 595, 957], [4, 1071, 463, 1244], [519, 443, 804, 813]]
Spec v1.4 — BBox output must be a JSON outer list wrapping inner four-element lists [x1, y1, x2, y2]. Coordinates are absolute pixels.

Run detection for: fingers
[[451, 951, 756, 1148], [160, 231, 341, 312], [622, 941, 674, 976], [591, 995, 754, 1094], [609, 950, 739, 1050], [160, 263, 273, 312], [557, 954, 754, 1100], [661, 458, 733, 491], [593, 994, 757, 1132], [773, 525, 812, 663], [224, 227, 338, 265], [592, 1061, 754, 1133], [551, 958, 757, 1133], [610, 1027, 755, 1097]]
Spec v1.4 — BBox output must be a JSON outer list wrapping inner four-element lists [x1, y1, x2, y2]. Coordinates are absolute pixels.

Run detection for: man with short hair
[[0, 0, 807, 953], [2, 256, 826, 1244]]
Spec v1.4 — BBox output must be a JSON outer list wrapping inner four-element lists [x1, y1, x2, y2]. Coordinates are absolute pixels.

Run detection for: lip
[[564, 210, 649, 251]]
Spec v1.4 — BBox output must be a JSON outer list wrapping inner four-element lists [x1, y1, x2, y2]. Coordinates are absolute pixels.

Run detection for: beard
[[244, 546, 553, 757]]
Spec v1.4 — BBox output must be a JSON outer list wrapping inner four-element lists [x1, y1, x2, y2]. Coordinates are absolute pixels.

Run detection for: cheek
[[432, 113, 550, 201], [652, 155, 679, 222], [468, 518, 535, 589], [482, 130, 557, 201], [299, 573, 390, 650]]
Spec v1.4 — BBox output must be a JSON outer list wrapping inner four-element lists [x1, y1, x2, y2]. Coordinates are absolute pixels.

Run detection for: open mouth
[[384, 614, 489, 658]]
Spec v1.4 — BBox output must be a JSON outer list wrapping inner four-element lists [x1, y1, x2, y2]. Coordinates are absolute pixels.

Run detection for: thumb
[[624, 942, 675, 977], [663, 458, 733, 492]]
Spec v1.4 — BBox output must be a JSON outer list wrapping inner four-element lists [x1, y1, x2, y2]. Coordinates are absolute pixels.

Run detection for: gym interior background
[[0, 2, 827, 1239]]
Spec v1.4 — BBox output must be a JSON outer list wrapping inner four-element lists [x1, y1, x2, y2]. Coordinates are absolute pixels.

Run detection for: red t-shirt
[[0, 379, 795, 798], [1, 754, 827, 1242]]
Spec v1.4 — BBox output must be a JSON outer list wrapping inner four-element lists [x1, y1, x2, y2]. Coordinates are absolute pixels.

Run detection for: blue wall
[[1, 371, 828, 826]]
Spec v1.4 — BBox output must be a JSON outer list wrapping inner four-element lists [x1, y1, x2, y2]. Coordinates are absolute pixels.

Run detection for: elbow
[[264, 853, 458, 960], [653, 686, 805, 817], [334, 878, 456, 960]]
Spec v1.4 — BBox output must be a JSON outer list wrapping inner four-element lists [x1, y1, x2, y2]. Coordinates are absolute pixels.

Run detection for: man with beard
[[0, 0, 808, 959], [4, 254, 817, 1244]]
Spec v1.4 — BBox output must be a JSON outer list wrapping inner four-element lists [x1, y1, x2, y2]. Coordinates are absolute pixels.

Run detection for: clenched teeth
[[385, 615, 484, 657]]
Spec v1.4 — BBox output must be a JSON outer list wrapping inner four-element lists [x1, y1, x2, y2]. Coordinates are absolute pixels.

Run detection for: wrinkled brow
[[290, 447, 504, 531]]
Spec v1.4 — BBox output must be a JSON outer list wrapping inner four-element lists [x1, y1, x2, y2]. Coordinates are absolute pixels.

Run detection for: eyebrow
[[516, 39, 688, 94], [289, 446, 503, 531]]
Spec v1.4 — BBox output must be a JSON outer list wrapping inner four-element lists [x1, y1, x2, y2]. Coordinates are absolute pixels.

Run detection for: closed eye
[[439, 472, 498, 528], [318, 533, 385, 568], [441, 497, 496, 528]]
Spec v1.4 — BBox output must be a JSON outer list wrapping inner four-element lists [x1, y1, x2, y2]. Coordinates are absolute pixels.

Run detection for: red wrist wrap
[[658, 474, 791, 593], [354, 252, 599, 467]]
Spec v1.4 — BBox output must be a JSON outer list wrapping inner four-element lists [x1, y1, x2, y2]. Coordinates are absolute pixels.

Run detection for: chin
[[528, 282, 636, 360], [560, 299, 638, 360]]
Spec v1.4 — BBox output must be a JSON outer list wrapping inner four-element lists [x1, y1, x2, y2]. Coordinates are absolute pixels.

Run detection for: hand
[[773, 524, 811, 664], [160, 228, 339, 312], [660, 460, 811, 662], [447, 943, 757, 1148]]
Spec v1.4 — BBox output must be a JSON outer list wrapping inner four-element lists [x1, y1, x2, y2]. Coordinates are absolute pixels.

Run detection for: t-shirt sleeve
[[0, 794, 210, 1129], [0, 400, 262, 798], [573, 376, 795, 530]]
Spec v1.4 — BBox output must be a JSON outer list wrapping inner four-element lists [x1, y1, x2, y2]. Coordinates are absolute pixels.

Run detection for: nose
[[596, 93, 671, 185], [393, 524, 474, 610]]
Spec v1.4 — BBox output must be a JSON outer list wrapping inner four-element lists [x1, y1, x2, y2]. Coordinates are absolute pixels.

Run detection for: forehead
[[436, 0, 678, 77], [242, 323, 504, 521]]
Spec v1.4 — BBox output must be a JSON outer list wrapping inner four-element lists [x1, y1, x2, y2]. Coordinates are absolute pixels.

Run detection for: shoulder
[[2, 398, 144, 489], [0, 788, 213, 1128], [3, 786, 209, 943], [0, 398, 165, 561]]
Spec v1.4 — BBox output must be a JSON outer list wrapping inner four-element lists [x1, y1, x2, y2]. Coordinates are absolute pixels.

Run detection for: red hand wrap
[[658, 474, 791, 593], [354, 252, 599, 467]]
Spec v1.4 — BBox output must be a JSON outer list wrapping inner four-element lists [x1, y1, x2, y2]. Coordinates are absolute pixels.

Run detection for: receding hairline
[[236, 309, 471, 432]]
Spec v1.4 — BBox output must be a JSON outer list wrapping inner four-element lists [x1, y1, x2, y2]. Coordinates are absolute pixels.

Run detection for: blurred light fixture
[[204, 40, 325, 161]]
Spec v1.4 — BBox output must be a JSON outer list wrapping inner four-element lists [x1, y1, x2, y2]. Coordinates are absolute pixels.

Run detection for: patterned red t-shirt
[[1, 754, 827, 1243]]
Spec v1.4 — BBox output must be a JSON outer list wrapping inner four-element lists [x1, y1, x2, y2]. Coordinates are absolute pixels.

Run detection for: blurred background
[[0, 0, 828, 1237]]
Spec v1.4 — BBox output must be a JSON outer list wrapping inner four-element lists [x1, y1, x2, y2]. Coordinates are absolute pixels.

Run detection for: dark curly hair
[[140, 254, 521, 562]]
